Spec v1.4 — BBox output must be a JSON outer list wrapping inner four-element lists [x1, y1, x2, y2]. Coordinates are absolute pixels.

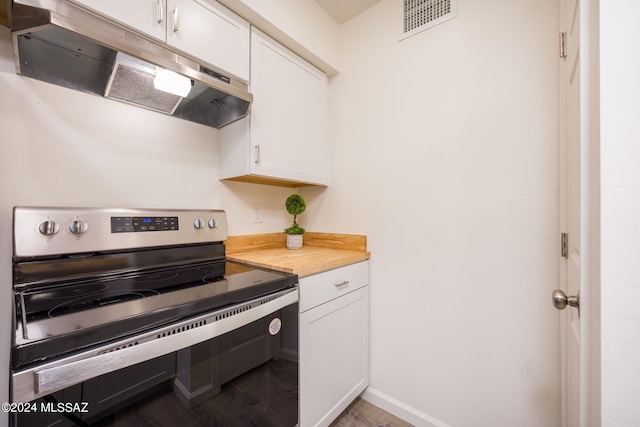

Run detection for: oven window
[[13, 305, 299, 427]]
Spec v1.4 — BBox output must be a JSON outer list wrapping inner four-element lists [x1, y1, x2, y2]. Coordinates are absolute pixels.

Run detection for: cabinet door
[[166, 0, 250, 81], [68, 0, 166, 42], [250, 28, 329, 185], [299, 286, 370, 427]]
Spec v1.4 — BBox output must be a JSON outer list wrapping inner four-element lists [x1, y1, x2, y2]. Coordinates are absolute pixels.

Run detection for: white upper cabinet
[[219, 28, 329, 187], [68, 0, 167, 41], [68, 0, 250, 81], [166, 0, 249, 81]]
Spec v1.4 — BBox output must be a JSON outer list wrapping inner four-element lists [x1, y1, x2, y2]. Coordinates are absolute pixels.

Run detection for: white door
[[556, 0, 595, 426]]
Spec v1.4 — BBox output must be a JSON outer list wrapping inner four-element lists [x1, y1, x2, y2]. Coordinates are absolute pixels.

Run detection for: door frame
[[584, 0, 601, 422]]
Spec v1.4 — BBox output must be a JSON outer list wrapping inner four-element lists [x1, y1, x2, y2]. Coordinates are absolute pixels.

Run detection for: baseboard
[[360, 387, 450, 427], [280, 347, 298, 363], [172, 378, 218, 409]]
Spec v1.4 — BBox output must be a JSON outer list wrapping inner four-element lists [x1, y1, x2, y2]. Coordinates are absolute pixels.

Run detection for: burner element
[[48, 289, 161, 318]]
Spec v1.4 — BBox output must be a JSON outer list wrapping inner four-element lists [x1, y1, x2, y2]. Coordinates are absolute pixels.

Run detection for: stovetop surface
[[12, 260, 298, 369], [20, 260, 226, 319]]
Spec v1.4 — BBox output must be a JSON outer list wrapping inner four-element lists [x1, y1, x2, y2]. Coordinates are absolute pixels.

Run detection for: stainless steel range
[[10, 207, 299, 426]]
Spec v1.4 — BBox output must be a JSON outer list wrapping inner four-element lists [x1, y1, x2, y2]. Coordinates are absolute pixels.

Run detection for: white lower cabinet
[[299, 261, 370, 427]]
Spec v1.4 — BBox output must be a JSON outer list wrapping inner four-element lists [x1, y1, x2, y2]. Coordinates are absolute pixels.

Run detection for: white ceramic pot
[[286, 234, 303, 250]]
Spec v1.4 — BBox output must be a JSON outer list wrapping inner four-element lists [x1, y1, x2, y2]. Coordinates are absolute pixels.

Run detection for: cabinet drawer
[[299, 261, 369, 313]]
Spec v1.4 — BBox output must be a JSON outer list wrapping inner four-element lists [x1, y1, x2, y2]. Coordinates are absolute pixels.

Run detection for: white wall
[[0, 25, 295, 427], [218, 0, 340, 74], [301, 0, 561, 425], [600, 1, 640, 425]]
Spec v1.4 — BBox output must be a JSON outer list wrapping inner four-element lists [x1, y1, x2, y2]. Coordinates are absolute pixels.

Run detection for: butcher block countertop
[[226, 232, 370, 278]]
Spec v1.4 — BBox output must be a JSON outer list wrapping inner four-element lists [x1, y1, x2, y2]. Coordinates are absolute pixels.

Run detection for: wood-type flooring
[[92, 358, 412, 427], [330, 398, 414, 427]]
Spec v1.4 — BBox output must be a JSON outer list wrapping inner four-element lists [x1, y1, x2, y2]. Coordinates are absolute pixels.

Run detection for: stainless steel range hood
[[11, 0, 252, 128]]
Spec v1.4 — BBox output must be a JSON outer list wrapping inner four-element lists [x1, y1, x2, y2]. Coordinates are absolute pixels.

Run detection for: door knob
[[552, 289, 579, 313]]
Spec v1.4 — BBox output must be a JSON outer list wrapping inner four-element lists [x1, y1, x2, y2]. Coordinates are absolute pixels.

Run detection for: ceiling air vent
[[400, 0, 457, 40]]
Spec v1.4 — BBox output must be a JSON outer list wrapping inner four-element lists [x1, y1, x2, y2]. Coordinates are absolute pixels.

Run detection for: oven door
[[10, 289, 299, 427]]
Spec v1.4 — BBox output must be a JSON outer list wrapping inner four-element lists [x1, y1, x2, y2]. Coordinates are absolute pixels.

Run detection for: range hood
[[11, 0, 252, 128]]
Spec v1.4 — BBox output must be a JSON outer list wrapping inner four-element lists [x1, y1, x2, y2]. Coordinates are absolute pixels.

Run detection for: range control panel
[[13, 207, 228, 258], [111, 216, 179, 233]]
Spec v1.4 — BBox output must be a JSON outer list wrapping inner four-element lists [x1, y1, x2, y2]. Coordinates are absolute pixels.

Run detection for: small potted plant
[[284, 194, 306, 250]]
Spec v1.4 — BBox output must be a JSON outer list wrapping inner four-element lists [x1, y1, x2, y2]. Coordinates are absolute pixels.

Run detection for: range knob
[[193, 219, 205, 229], [69, 219, 89, 236], [208, 218, 218, 229], [38, 220, 60, 236]]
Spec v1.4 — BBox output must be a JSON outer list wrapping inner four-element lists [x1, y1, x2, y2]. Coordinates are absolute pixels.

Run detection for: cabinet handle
[[157, 0, 164, 24], [255, 145, 260, 164], [172, 6, 179, 32], [335, 280, 350, 289]]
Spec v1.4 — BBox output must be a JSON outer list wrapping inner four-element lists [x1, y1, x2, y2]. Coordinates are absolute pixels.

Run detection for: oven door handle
[[13, 288, 298, 403]]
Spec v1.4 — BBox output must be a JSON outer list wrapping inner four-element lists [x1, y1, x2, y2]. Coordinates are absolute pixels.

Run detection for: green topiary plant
[[284, 194, 306, 235]]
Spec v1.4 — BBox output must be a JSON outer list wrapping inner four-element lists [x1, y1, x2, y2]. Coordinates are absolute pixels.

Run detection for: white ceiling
[[315, 0, 383, 24]]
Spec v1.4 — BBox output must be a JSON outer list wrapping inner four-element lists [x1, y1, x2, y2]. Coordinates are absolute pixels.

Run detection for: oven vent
[[100, 341, 139, 354], [214, 305, 252, 321], [156, 320, 208, 339], [260, 296, 278, 305], [400, 0, 457, 40]]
